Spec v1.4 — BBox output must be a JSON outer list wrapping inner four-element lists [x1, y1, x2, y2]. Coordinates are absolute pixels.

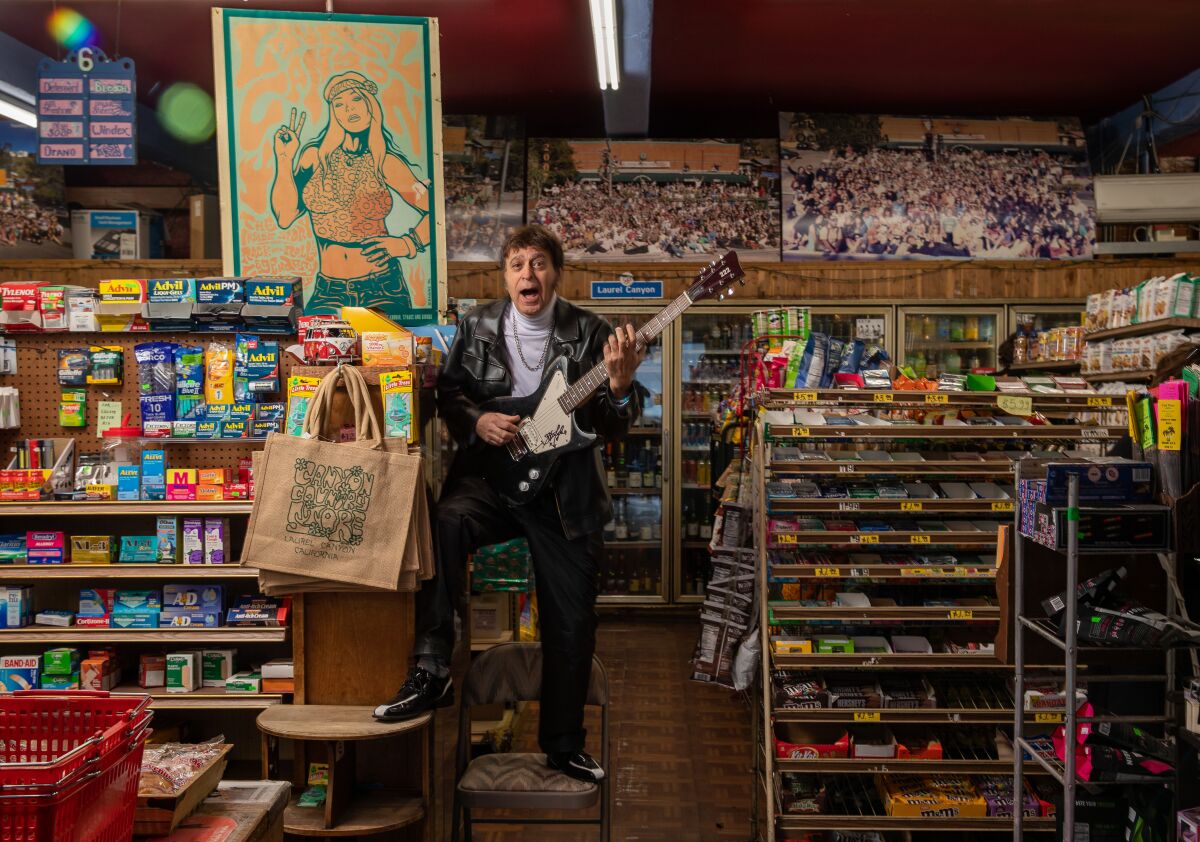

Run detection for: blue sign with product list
[[36, 49, 136, 165], [590, 279, 663, 299]]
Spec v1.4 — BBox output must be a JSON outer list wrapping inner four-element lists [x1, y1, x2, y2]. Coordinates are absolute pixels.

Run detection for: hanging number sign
[[37, 49, 137, 165]]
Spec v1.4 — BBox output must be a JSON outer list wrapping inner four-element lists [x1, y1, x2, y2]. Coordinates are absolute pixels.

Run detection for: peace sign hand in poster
[[274, 107, 306, 161]]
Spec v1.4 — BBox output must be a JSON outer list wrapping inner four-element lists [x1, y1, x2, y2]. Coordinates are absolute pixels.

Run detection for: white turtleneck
[[503, 295, 557, 397]]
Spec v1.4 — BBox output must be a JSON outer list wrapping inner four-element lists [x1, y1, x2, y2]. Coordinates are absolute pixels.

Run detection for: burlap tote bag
[[242, 364, 425, 590]]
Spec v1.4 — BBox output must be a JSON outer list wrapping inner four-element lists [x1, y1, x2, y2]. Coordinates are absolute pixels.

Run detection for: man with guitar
[[374, 224, 643, 783]]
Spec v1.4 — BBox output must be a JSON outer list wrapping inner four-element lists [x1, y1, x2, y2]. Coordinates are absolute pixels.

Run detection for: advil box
[[145, 278, 197, 327], [243, 277, 301, 334], [0, 282, 48, 332]]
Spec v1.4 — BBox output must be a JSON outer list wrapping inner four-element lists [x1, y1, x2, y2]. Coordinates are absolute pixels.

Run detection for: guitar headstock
[[687, 251, 747, 304]]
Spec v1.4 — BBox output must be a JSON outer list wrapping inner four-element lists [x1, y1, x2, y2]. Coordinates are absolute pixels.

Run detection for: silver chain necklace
[[511, 306, 554, 373]]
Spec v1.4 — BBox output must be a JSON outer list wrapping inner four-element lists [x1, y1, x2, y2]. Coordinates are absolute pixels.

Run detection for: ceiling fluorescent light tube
[[588, 0, 610, 90], [602, 0, 619, 91], [0, 99, 36, 129]]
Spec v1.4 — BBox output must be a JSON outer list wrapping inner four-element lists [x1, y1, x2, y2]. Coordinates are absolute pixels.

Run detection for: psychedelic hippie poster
[[212, 9, 445, 323]]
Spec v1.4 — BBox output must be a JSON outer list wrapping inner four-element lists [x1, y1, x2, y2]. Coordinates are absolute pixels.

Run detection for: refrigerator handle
[[663, 429, 670, 485]]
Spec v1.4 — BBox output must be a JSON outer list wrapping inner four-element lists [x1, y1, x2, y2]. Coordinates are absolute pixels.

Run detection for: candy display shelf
[[1083, 317, 1200, 342], [751, 389, 1129, 840]]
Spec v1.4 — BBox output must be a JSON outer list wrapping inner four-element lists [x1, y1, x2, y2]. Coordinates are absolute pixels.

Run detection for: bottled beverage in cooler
[[615, 553, 628, 593], [642, 445, 655, 488], [614, 499, 628, 541], [605, 444, 616, 488]]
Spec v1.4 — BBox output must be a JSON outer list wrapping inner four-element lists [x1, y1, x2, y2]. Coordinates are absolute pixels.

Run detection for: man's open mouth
[[519, 286, 540, 302]]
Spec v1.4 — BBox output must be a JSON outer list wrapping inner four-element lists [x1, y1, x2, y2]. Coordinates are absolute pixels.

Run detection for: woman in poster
[[271, 71, 430, 312]]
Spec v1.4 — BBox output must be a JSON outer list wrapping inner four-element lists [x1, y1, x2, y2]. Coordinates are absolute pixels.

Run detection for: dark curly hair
[[500, 224, 564, 272]]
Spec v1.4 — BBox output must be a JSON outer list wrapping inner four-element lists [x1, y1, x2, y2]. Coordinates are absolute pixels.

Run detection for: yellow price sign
[[791, 427, 811, 437], [776, 534, 799, 545], [854, 534, 880, 544], [991, 501, 1015, 512], [925, 393, 950, 405], [814, 567, 842, 578], [948, 609, 974, 620], [873, 392, 894, 403], [900, 567, 928, 577], [910, 534, 932, 544], [853, 711, 881, 722], [900, 501, 924, 512], [1035, 712, 1064, 723], [1087, 396, 1113, 407], [997, 395, 1033, 416], [793, 391, 818, 403]]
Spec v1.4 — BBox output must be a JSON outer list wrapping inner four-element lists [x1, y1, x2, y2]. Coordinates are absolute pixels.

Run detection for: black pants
[[414, 475, 602, 755]]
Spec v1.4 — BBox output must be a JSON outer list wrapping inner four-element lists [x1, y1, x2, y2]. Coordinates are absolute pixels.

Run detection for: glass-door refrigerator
[[897, 306, 1005, 377], [674, 303, 893, 603], [593, 309, 671, 605], [1006, 303, 1085, 372]]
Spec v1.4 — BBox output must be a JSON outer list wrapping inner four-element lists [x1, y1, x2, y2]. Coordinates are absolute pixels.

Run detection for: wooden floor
[[431, 617, 756, 842]]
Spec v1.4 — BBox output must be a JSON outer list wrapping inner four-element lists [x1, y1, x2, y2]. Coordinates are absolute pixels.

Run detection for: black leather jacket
[[437, 296, 641, 539]]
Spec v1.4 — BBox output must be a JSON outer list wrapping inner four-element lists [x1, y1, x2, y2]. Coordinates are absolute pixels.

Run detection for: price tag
[[814, 567, 842, 578], [997, 395, 1033, 416], [1087, 396, 1113, 407], [991, 501, 1015, 512], [900, 501, 924, 512], [948, 609, 974, 620], [1080, 428, 1110, 440], [1035, 712, 1064, 723], [837, 464, 856, 474], [838, 501, 860, 512], [853, 711, 881, 722], [793, 391, 818, 403], [1158, 399, 1182, 451], [96, 400, 122, 438], [925, 393, 949, 405], [853, 534, 880, 544], [900, 567, 928, 577], [873, 392, 894, 403], [776, 534, 798, 545], [849, 567, 869, 576], [791, 427, 810, 437], [910, 534, 932, 544]]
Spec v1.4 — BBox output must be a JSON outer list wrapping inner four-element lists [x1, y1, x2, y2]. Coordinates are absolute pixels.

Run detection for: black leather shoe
[[547, 751, 605, 783], [372, 666, 453, 721]]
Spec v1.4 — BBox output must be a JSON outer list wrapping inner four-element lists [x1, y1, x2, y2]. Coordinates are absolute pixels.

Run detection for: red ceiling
[[2, 0, 1199, 137]]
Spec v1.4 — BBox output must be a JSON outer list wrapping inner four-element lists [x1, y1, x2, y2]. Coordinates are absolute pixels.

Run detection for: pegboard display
[[0, 332, 303, 470]]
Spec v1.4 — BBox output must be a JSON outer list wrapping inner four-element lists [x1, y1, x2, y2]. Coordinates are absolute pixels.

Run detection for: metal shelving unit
[[753, 390, 1130, 840], [1011, 463, 1182, 841]]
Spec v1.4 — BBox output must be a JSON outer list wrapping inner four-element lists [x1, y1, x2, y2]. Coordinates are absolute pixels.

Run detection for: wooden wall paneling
[[4, 257, 1200, 303]]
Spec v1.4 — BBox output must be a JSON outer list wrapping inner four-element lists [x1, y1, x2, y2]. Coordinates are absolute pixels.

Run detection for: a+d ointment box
[[163, 584, 223, 613]]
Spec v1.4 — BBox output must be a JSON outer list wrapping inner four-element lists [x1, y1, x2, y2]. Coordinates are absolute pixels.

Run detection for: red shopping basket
[[0, 691, 153, 842]]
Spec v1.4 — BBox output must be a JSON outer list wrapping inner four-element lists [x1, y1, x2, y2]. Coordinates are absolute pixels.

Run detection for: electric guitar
[[479, 251, 746, 506]]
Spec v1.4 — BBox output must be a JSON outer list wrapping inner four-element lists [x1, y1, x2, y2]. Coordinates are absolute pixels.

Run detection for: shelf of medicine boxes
[[0, 564, 258, 580], [0, 501, 253, 516], [110, 685, 284, 710], [0, 627, 287, 643], [759, 387, 1121, 411]]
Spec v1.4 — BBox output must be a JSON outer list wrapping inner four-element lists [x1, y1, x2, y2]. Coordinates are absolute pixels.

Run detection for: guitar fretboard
[[558, 290, 694, 414]]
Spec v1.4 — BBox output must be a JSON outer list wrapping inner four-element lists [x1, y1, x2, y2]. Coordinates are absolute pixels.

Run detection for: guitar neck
[[559, 290, 695, 413]]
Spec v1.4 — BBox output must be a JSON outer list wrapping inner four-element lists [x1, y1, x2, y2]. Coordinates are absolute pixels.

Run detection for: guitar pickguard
[[522, 370, 574, 454]]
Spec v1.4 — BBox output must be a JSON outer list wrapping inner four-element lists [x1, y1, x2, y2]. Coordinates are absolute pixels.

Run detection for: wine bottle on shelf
[[616, 443, 627, 489], [642, 444, 654, 489], [654, 444, 663, 489], [628, 446, 643, 489], [641, 565, 654, 594], [605, 444, 616, 488], [700, 512, 713, 541], [615, 552, 629, 594], [614, 499, 628, 541], [685, 501, 699, 538]]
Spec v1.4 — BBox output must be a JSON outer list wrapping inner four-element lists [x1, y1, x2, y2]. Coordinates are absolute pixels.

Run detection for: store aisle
[[433, 617, 754, 841]]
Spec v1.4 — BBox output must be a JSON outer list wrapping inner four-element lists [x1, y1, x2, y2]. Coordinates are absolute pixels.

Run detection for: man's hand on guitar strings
[[606, 324, 644, 400], [477, 412, 521, 446]]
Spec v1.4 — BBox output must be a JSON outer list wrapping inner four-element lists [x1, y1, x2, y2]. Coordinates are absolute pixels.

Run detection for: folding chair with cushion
[[451, 641, 610, 842]]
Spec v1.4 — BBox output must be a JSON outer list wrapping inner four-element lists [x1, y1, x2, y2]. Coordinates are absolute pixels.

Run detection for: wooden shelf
[[770, 531, 999, 547], [771, 563, 996, 581], [777, 815, 1053, 833], [1008, 359, 1082, 371], [767, 498, 1014, 514], [115, 686, 284, 710], [906, 340, 995, 349], [0, 626, 287, 643], [683, 540, 712, 549], [1084, 317, 1200, 342], [682, 412, 712, 420], [283, 792, 424, 837], [762, 387, 1120, 411], [772, 652, 1007, 669], [136, 437, 268, 445], [1082, 370, 1154, 383], [0, 500, 253, 516], [683, 348, 742, 356], [626, 427, 664, 436], [257, 704, 431, 741], [766, 424, 1125, 441], [0, 564, 259, 580], [774, 757, 1045, 775], [603, 541, 660, 549], [771, 459, 1018, 477], [769, 603, 999, 623], [607, 487, 661, 496]]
